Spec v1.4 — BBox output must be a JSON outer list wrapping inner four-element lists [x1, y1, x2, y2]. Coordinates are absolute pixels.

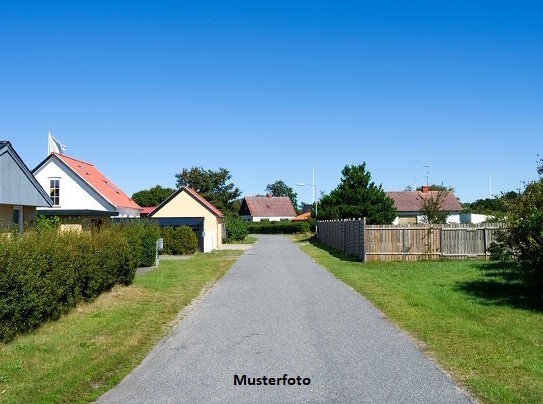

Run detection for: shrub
[[491, 159, 543, 292], [224, 216, 248, 242], [115, 221, 161, 268], [176, 226, 198, 254], [0, 226, 140, 342], [160, 226, 199, 255], [246, 221, 310, 234]]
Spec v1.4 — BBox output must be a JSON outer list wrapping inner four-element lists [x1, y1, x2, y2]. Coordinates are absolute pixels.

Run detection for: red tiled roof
[[182, 186, 224, 217], [243, 196, 296, 217], [292, 211, 311, 221], [54, 153, 142, 211], [140, 206, 157, 216], [385, 191, 462, 212]]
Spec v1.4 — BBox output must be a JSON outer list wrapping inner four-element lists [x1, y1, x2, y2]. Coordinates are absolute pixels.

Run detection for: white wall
[[34, 158, 113, 212], [241, 215, 294, 222], [460, 213, 490, 224]]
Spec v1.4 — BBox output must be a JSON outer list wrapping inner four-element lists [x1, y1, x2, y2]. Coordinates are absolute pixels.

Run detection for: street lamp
[[296, 168, 318, 236]]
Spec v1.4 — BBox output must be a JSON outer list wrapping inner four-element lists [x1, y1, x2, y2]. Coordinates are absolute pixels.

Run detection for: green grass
[[297, 239, 543, 404], [0, 250, 242, 403], [223, 235, 257, 244], [239, 235, 257, 244]]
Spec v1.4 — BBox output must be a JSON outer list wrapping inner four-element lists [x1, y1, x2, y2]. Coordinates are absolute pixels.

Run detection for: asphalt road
[[99, 235, 472, 403]]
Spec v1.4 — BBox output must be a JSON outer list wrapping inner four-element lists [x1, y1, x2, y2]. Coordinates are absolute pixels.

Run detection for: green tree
[[131, 185, 174, 207], [175, 167, 241, 215], [419, 190, 449, 224], [318, 163, 396, 224], [493, 158, 543, 292], [265, 180, 298, 211]]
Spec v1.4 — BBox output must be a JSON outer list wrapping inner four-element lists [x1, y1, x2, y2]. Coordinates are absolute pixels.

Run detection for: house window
[[50, 179, 60, 206], [12, 206, 22, 234]]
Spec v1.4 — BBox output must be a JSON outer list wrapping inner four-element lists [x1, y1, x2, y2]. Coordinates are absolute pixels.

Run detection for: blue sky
[[1, 1, 542, 204]]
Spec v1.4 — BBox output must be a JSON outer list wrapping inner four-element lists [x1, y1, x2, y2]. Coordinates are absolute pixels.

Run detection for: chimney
[[421, 185, 429, 193]]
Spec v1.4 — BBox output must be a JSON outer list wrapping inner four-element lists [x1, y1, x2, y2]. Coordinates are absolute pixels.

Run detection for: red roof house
[[33, 153, 142, 218], [385, 185, 462, 225], [240, 195, 296, 222]]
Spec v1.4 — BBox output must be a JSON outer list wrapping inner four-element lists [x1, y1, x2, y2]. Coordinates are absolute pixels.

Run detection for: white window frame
[[49, 178, 60, 206]]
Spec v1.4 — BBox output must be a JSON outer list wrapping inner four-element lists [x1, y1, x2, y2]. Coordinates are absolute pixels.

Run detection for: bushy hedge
[[224, 216, 248, 242], [0, 224, 154, 342], [160, 226, 199, 255], [115, 221, 161, 267], [246, 221, 311, 234]]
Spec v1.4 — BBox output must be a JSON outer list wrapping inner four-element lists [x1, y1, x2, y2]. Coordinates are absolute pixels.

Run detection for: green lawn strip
[[240, 235, 257, 244], [0, 251, 242, 403], [297, 240, 543, 404]]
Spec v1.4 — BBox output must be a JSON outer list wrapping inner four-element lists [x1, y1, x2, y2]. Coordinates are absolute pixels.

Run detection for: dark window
[[50, 179, 60, 206]]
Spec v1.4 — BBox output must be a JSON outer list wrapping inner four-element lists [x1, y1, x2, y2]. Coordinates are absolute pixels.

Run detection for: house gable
[[33, 155, 115, 212], [150, 187, 222, 233], [0, 142, 52, 207]]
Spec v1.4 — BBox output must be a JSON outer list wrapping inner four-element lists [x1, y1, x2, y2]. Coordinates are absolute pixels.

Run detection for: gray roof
[[0, 141, 53, 207]]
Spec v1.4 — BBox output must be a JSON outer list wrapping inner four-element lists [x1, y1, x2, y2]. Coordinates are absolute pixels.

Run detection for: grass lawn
[[0, 250, 242, 403], [297, 239, 543, 404]]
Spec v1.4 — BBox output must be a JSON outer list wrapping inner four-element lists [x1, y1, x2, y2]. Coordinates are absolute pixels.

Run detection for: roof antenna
[[424, 165, 430, 186]]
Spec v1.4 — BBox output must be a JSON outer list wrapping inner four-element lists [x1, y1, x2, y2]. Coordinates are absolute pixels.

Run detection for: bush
[[491, 159, 543, 292], [224, 216, 248, 242], [160, 226, 199, 255], [0, 226, 141, 342], [246, 221, 310, 234], [115, 221, 161, 268]]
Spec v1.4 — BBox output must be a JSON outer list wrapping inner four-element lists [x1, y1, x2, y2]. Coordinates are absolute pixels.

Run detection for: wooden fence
[[317, 220, 503, 262]]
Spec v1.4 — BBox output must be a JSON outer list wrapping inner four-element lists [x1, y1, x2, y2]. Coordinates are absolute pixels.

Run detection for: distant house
[[385, 186, 462, 225], [459, 213, 492, 224], [32, 153, 142, 227], [240, 195, 296, 222], [292, 211, 311, 221], [150, 186, 224, 252], [0, 141, 53, 233], [140, 206, 156, 217]]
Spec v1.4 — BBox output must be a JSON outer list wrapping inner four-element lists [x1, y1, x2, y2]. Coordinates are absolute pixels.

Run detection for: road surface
[[100, 235, 471, 403]]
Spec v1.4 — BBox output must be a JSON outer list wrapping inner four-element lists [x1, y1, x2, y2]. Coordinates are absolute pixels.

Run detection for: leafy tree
[[132, 185, 174, 207], [419, 190, 449, 224], [318, 163, 396, 224], [461, 191, 519, 216], [265, 180, 298, 211], [175, 167, 241, 215], [493, 158, 543, 292]]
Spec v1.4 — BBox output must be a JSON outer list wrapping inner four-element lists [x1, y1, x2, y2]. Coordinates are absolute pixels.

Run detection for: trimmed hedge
[[246, 221, 311, 234], [115, 221, 161, 268], [160, 226, 199, 255], [224, 216, 248, 242], [0, 222, 160, 342]]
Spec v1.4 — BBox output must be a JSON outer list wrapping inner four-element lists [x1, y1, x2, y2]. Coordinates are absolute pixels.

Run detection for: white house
[[240, 195, 296, 222], [33, 153, 142, 223]]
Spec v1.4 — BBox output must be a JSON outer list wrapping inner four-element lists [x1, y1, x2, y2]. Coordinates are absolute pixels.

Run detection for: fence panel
[[317, 220, 503, 262]]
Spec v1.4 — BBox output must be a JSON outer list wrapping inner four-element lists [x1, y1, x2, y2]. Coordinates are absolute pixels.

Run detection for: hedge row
[[224, 216, 249, 242], [246, 221, 311, 234], [0, 222, 160, 342], [160, 226, 199, 255]]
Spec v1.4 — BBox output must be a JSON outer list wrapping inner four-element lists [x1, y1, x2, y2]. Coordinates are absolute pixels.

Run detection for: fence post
[[483, 227, 488, 260], [439, 225, 443, 259], [402, 227, 406, 262], [362, 217, 366, 262]]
